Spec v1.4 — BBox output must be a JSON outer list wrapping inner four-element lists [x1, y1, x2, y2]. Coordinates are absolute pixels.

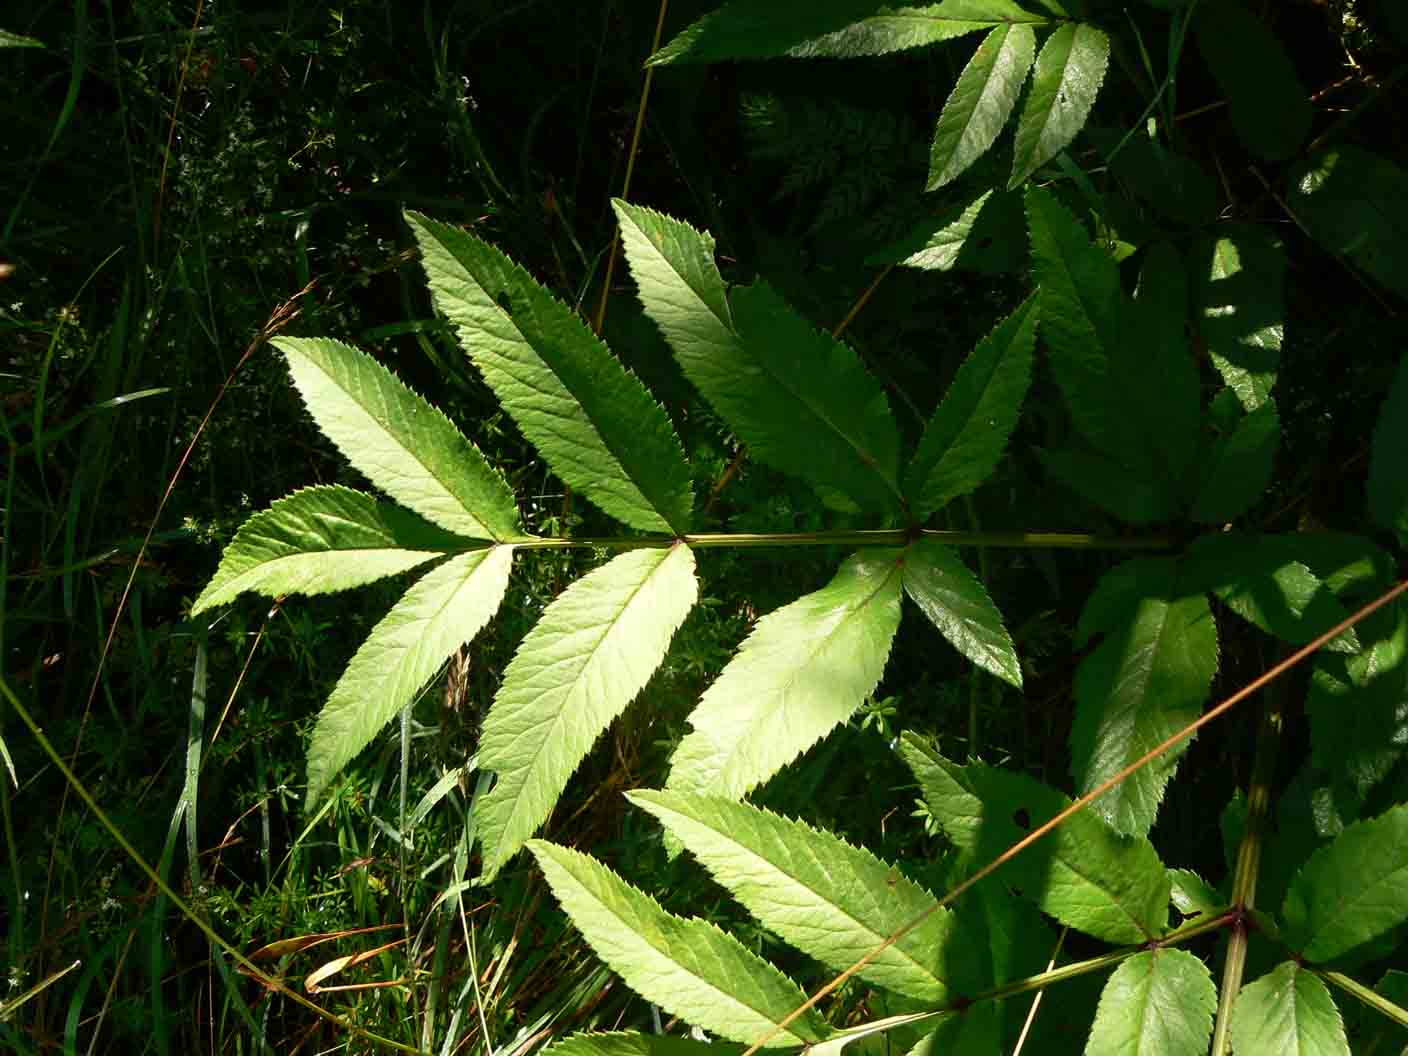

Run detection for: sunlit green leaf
[[273, 337, 521, 541], [1186, 533, 1360, 653], [1169, 869, 1225, 921], [1086, 949, 1216, 1056], [902, 538, 1021, 687], [904, 294, 1036, 520], [1282, 805, 1408, 964], [1195, 229, 1285, 412], [407, 211, 692, 534], [649, 0, 1050, 65], [1070, 558, 1217, 836], [305, 545, 513, 808], [899, 736, 1170, 944], [927, 23, 1036, 189], [1009, 23, 1109, 188], [667, 550, 902, 800], [477, 545, 698, 878], [192, 486, 472, 614], [528, 840, 832, 1047], [628, 790, 971, 1003], [1228, 963, 1349, 1056], [547, 1033, 740, 1056]]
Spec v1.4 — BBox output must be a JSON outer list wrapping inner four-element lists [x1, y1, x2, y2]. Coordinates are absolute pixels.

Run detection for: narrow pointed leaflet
[[274, 337, 521, 541], [648, 1, 1050, 65], [928, 22, 1036, 189], [304, 545, 513, 808], [1009, 23, 1109, 188], [191, 485, 476, 614], [407, 211, 692, 535], [1070, 558, 1218, 837], [528, 840, 832, 1048], [477, 545, 698, 879], [628, 790, 973, 1004], [902, 539, 1022, 687], [614, 201, 901, 514], [667, 550, 902, 800], [904, 293, 1036, 520]]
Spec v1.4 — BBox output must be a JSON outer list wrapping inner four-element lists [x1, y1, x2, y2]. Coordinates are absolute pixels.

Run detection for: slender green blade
[[904, 294, 1037, 520], [0, 29, 44, 48], [477, 545, 698, 879], [192, 485, 472, 614], [274, 337, 521, 541], [1086, 949, 1217, 1056], [927, 23, 1036, 189], [1070, 558, 1218, 836], [1024, 186, 1128, 455], [407, 210, 692, 534], [628, 790, 971, 1003], [304, 545, 513, 808], [649, 0, 1050, 65], [1229, 963, 1349, 1056], [902, 538, 1021, 687], [899, 736, 1170, 944], [1190, 400, 1279, 523], [612, 200, 903, 509], [1282, 805, 1408, 964], [527, 840, 832, 1048], [1198, 4, 1311, 162], [1195, 228, 1285, 412], [1008, 23, 1109, 188], [872, 191, 998, 272], [1368, 354, 1408, 538], [1185, 533, 1360, 653], [667, 550, 903, 800]]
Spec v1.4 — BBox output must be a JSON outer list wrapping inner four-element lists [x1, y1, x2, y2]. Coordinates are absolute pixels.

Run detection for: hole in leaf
[[1012, 807, 1031, 830]]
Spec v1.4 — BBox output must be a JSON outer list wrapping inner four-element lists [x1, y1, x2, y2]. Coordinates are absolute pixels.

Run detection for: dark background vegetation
[[3, 0, 1407, 1052]]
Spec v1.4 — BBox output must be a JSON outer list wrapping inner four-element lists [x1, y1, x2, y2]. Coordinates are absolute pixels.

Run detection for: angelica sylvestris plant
[[193, 4, 1408, 1053]]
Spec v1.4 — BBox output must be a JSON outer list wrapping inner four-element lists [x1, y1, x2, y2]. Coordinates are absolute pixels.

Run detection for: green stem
[[507, 529, 1175, 552], [1210, 672, 1286, 1055], [1319, 968, 1408, 1030]]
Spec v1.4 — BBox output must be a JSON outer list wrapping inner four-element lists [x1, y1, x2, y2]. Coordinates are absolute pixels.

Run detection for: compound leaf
[[927, 23, 1036, 189], [1368, 354, 1408, 539], [904, 294, 1037, 519], [649, 1, 1050, 65], [274, 337, 520, 541], [192, 485, 473, 614], [628, 790, 971, 1003], [1282, 805, 1408, 964], [899, 736, 1170, 944], [305, 545, 513, 808], [667, 550, 903, 800], [407, 211, 692, 535], [1086, 949, 1217, 1056], [1229, 963, 1349, 1056], [528, 840, 831, 1048], [1071, 559, 1218, 836], [477, 545, 698, 879], [1190, 400, 1279, 524], [1009, 23, 1110, 188], [902, 538, 1021, 687]]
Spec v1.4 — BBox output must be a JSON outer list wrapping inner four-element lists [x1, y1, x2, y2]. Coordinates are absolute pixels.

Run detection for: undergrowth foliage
[[179, 1, 1408, 1054]]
